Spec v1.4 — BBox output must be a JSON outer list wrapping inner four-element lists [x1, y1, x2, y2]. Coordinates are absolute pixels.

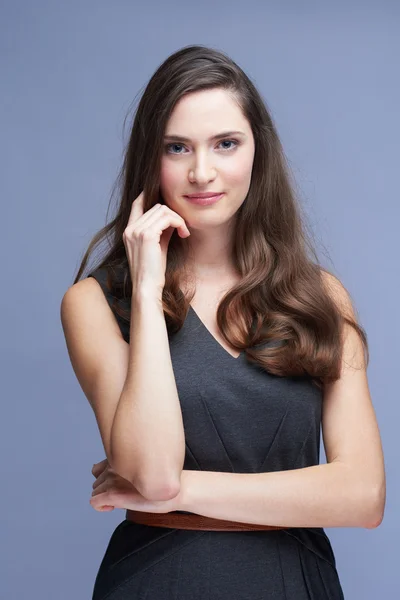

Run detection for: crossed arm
[[176, 278, 386, 529], [92, 276, 386, 529], [178, 461, 382, 530], [92, 459, 383, 529]]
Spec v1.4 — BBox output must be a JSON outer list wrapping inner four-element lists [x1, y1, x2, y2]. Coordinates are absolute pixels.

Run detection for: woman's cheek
[[225, 159, 252, 188], [159, 164, 181, 202]]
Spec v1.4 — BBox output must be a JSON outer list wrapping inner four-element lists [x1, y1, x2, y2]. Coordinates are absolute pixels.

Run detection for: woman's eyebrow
[[164, 130, 246, 142]]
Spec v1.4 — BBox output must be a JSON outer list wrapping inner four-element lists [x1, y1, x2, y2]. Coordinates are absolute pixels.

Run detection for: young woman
[[61, 45, 385, 599]]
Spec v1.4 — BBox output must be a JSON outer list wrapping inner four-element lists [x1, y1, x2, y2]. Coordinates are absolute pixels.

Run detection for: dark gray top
[[88, 268, 345, 600]]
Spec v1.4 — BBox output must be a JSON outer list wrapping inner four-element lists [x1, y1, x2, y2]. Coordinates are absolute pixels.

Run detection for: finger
[[129, 202, 163, 230], [90, 489, 115, 511], [125, 190, 146, 228], [124, 203, 164, 240], [89, 496, 115, 511], [92, 461, 102, 476], [92, 459, 108, 477], [91, 480, 109, 496], [134, 209, 190, 239], [92, 471, 107, 490]]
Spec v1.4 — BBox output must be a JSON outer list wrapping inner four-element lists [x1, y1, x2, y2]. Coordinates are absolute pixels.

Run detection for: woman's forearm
[[178, 463, 383, 529], [110, 293, 185, 500]]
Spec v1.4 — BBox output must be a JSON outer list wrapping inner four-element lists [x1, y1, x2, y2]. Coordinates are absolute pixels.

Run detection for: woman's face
[[159, 88, 255, 231]]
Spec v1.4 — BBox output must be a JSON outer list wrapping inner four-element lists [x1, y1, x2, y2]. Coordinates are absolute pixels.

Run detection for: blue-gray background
[[1, 0, 397, 597]]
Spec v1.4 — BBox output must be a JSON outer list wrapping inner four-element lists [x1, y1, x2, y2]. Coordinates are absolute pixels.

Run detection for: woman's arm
[[61, 280, 185, 502], [111, 291, 185, 499], [178, 278, 386, 530], [178, 463, 383, 529]]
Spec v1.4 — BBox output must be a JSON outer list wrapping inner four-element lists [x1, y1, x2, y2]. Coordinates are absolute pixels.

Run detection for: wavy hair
[[73, 44, 369, 389]]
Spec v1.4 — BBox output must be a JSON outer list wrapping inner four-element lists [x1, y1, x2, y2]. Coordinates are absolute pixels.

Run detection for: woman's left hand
[[90, 458, 182, 514]]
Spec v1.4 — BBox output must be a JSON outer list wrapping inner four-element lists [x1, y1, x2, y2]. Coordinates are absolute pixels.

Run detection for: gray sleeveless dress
[[87, 268, 345, 600]]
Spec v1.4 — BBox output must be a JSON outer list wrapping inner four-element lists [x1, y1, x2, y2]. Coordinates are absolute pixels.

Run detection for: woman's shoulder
[[319, 268, 357, 321], [71, 266, 131, 342]]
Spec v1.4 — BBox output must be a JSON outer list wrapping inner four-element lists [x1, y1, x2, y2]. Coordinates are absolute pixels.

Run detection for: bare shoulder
[[60, 277, 128, 392], [60, 277, 130, 461], [60, 276, 122, 339], [61, 275, 107, 305], [320, 269, 357, 321], [320, 269, 368, 373], [61, 276, 103, 309]]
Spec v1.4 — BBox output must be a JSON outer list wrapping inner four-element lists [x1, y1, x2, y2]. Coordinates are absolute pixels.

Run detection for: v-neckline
[[188, 305, 243, 361]]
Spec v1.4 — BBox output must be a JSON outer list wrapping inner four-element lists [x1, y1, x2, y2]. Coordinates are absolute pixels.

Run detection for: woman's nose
[[188, 155, 217, 183]]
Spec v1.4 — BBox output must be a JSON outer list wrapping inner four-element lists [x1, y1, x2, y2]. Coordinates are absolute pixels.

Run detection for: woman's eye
[[166, 143, 185, 154], [219, 139, 238, 151], [165, 139, 239, 154]]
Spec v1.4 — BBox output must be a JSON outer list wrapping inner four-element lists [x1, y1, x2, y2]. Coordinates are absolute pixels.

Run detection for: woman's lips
[[184, 193, 225, 206]]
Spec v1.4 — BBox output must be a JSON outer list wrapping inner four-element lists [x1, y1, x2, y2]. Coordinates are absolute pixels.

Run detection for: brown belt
[[126, 509, 286, 531]]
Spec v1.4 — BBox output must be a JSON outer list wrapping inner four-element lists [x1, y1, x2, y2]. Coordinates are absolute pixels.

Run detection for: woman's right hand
[[123, 191, 190, 300]]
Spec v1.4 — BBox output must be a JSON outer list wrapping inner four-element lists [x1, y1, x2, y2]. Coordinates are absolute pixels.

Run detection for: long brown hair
[[73, 44, 368, 389]]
